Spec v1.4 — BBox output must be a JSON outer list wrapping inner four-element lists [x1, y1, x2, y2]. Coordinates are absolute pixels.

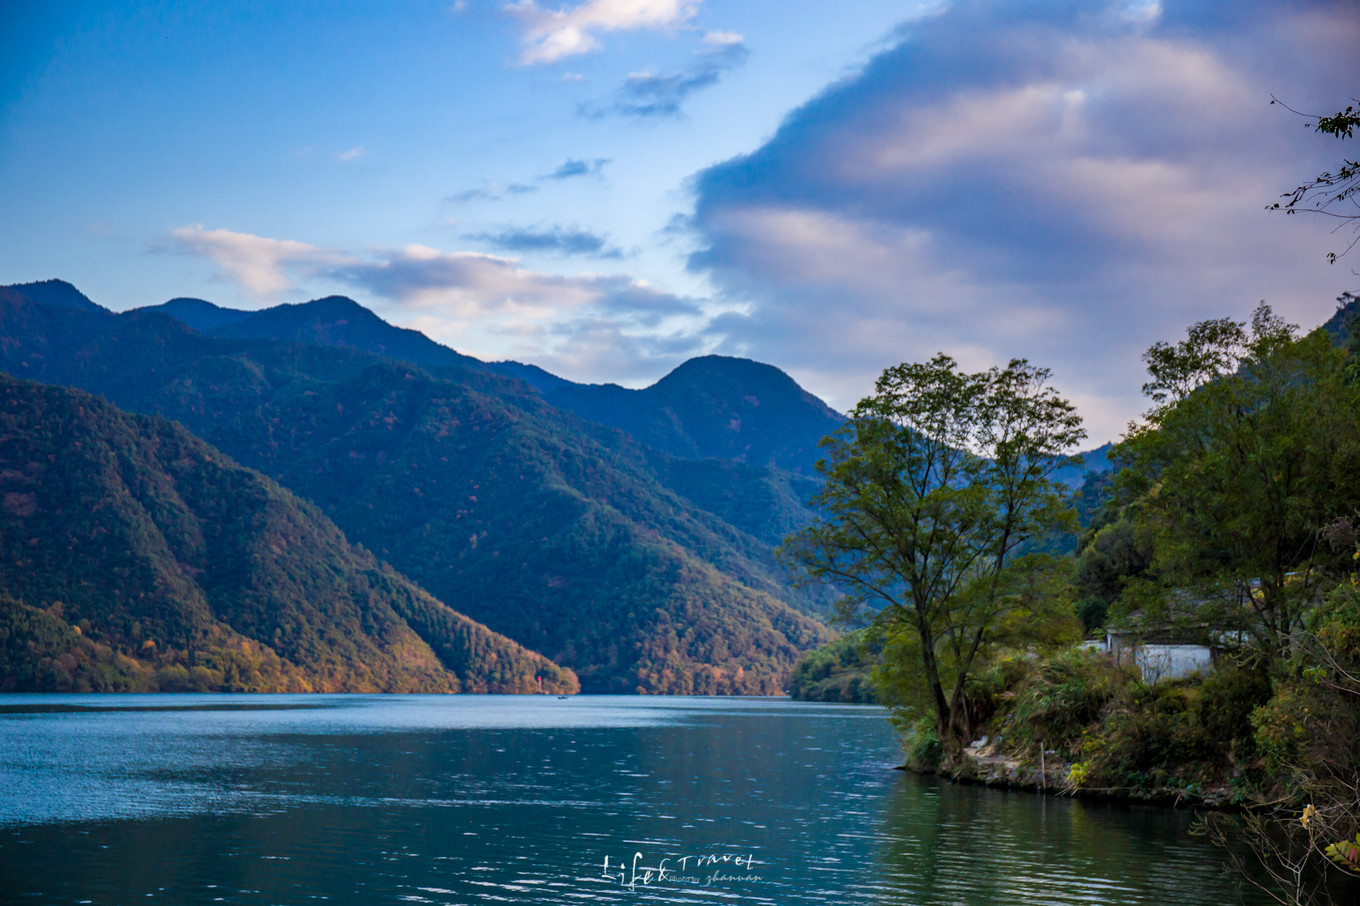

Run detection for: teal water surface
[[0, 695, 1262, 904]]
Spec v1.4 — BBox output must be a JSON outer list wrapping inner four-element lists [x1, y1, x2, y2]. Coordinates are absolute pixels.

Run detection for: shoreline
[[898, 745, 1239, 809]]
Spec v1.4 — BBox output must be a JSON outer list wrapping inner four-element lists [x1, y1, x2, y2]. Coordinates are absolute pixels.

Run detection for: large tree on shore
[[780, 355, 1084, 764]]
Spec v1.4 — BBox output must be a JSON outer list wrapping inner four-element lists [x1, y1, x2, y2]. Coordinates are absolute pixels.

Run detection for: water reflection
[[0, 695, 1263, 904], [871, 776, 1249, 904]]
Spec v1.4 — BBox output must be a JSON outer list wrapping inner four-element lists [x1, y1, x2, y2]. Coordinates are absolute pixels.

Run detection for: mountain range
[[1, 280, 843, 693], [1, 278, 1119, 694], [131, 291, 844, 475]]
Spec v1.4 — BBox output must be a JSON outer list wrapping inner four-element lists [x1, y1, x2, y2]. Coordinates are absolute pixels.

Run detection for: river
[[0, 694, 1266, 904]]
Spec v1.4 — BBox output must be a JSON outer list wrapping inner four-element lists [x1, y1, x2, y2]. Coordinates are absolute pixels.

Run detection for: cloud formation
[[466, 225, 625, 258], [446, 182, 539, 203], [686, 0, 1360, 440], [540, 158, 610, 180], [585, 33, 748, 118], [507, 0, 699, 65], [335, 243, 704, 380], [336, 244, 696, 319], [155, 226, 353, 298], [160, 226, 702, 382]]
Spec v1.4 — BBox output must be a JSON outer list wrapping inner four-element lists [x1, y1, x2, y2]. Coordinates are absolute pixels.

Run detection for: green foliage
[[782, 354, 1084, 761], [0, 596, 152, 691], [901, 715, 943, 772], [1075, 506, 1156, 634], [1115, 305, 1360, 660], [1324, 833, 1360, 873], [1000, 648, 1132, 758], [978, 646, 1271, 794], [1251, 568, 1360, 800], [788, 629, 881, 702]]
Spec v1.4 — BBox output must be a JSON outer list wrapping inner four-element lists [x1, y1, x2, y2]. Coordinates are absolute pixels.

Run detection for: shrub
[[902, 716, 942, 772]]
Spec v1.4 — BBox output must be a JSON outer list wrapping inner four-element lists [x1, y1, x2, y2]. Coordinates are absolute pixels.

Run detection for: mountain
[[4, 279, 105, 313], [0, 373, 575, 694], [488, 359, 575, 394], [204, 295, 484, 371], [144, 293, 484, 373], [541, 356, 846, 475], [1052, 442, 1113, 490], [146, 294, 845, 476], [0, 289, 832, 693], [134, 297, 255, 332], [115, 289, 835, 598]]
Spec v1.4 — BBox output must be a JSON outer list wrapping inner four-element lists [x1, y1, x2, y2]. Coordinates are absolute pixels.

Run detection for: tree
[[1269, 95, 1360, 263], [1197, 521, 1360, 906], [780, 355, 1084, 765], [1115, 304, 1360, 661]]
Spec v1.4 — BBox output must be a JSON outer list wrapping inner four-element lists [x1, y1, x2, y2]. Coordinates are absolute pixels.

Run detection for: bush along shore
[[889, 623, 1360, 900], [893, 646, 1270, 809]]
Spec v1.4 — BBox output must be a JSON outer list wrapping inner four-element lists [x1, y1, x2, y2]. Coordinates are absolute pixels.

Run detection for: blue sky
[[2, 0, 1357, 442]]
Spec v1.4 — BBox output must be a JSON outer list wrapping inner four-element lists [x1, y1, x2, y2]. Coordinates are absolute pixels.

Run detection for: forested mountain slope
[[0, 374, 575, 694]]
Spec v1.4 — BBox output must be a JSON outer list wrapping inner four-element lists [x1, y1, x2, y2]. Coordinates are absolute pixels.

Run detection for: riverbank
[[904, 744, 1239, 808]]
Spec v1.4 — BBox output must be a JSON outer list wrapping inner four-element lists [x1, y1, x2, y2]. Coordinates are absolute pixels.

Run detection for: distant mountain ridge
[[139, 297, 254, 331], [5, 279, 104, 313], [128, 290, 845, 475], [1052, 442, 1113, 490]]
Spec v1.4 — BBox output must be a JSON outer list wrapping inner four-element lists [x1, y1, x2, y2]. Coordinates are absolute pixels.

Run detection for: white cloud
[[337, 146, 366, 161], [157, 226, 705, 383], [338, 244, 706, 380], [688, 0, 1360, 443], [157, 226, 353, 298], [341, 244, 600, 317], [506, 0, 700, 64]]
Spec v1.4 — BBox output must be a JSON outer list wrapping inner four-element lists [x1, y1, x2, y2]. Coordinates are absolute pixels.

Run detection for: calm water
[[0, 694, 1263, 905]]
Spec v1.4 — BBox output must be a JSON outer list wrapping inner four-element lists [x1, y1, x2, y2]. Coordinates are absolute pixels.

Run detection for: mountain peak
[[207, 294, 480, 371], [265, 295, 375, 321], [545, 354, 845, 473], [133, 297, 253, 332], [3, 279, 104, 313], [302, 295, 368, 312]]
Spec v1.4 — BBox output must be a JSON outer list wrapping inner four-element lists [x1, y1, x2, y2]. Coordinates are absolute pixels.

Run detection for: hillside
[[0, 287, 832, 693], [542, 355, 846, 475], [0, 374, 575, 694]]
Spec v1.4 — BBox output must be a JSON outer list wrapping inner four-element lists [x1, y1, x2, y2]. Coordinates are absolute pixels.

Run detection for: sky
[[2, 0, 1357, 443]]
